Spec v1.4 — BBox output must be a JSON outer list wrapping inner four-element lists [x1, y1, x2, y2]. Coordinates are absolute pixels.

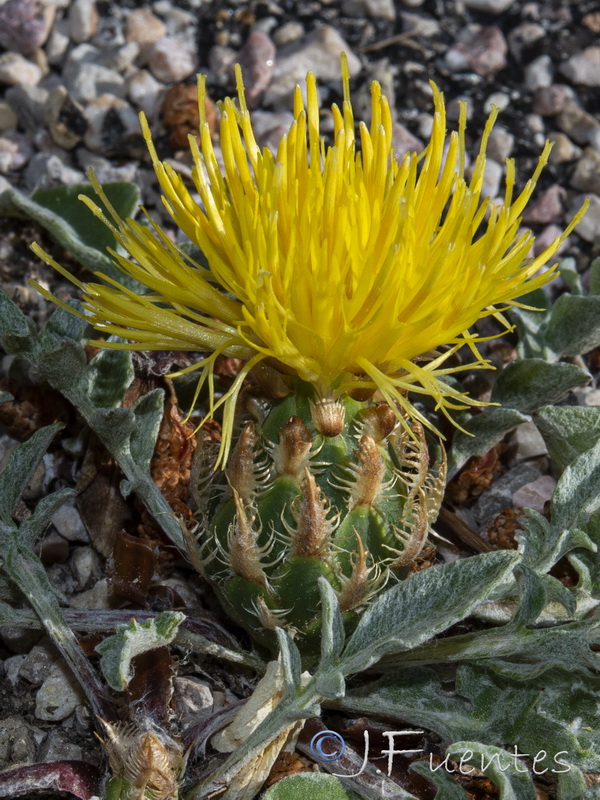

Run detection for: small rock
[[70, 546, 102, 589], [523, 184, 566, 225], [24, 152, 84, 189], [208, 44, 237, 79], [52, 500, 89, 542], [0, 627, 42, 655], [473, 464, 541, 532], [533, 224, 569, 258], [96, 42, 140, 73], [19, 642, 57, 686], [0, 0, 55, 55], [476, 158, 503, 198], [445, 26, 507, 78], [125, 5, 166, 53], [272, 21, 304, 47], [264, 27, 361, 108], [0, 132, 33, 173], [39, 729, 83, 763], [532, 84, 575, 116], [233, 30, 276, 108], [484, 91, 510, 113], [68, 62, 125, 103], [249, 109, 294, 152], [509, 422, 548, 463], [45, 24, 70, 66], [77, 149, 139, 183], [524, 54, 553, 91], [400, 11, 440, 37], [392, 121, 424, 156], [547, 132, 581, 164], [0, 102, 17, 131], [69, 577, 112, 609], [463, 0, 515, 12], [5, 84, 48, 132], [507, 22, 545, 62], [560, 46, 600, 87], [417, 112, 433, 139], [148, 36, 198, 83], [346, 0, 396, 20], [486, 125, 514, 162], [35, 662, 83, 722], [126, 69, 163, 117], [0, 717, 40, 768], [570, 193, 600, 243], [512, 475, 556, 513], [554, 99, 600, 145], [3, 655, 26, 686], [173, 678, 214, 728], [572, 387, 600, 406], [44, 86, 88, 149], [570, 148, 600, 194], [84, 93, 142, 156], [0, 52, 42, 86], [69, 0, 99, 44]]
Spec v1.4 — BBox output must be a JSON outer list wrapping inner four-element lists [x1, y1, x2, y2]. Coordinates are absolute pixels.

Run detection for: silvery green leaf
[[590, 257, 600, 295], [0, 288, 37, 350], [340, 551, 519, 675], [445, 742, 536, 800], [128, 389, 164, 473], [516, 509, 595, 575], [447, 407, 530, 480], [262, 773, 362, 800], [410, 761, 468, 799], [552, 437, 600, 530], [534, 405, 600, 472], [18, 488, 76, 548], [545, 294, 600, 357], [491, 359, 589, 414], [315, 669, 345, 700], [559, 257, 584, 295], [0, 424, 63, 524], [40, 301, 89, 344], [96, 611, 185, 691], [508, 289, 552, 360], [83, 347, 134, 409], [275, 628, 302, 690], [319, 577, 345, 671]]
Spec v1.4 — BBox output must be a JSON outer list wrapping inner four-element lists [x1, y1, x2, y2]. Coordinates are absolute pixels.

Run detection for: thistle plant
[[30, 58, 587, 661]]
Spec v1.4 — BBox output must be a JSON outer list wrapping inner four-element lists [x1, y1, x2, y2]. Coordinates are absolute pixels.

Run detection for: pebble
[[39, 729, 83, 763], [0, 52, 42, 87], [547, 132, 581, 164], [83, 93, 142, 155], [125, 6, 167, 54], [445, 26, 508, 78], [77, 149, 139, 183], [45, 85, 88, 149], [524, 54, 553, 91], [68, 62, 125, 103], [570, 148, 600, 195], [148, 36, 198, 84], [126, 69, 163, 118], [51, 500, 89, 543], [532, 84, 575, 116], [346, 0, 396, 20], [249, 109, 294, 152], [486, 125, 514, 162], [0, 0, 55, 56], [24, 152, 84, 189], [478, 158, 503, 199], [69, 0, 99, 44], [392, 121, 424, 156], [233, 30, 276, 108], [70, 546, 102, 589], [5, 85, 48, 133], [272, 21, 304, 47], [533, 224, 569, 258], [45, 25, 70, 66], [473, 464, 541, 532], [35, 662, 82, 722], [523, 184, 566, 225], [69, 577, 112, 609], [400, 11, 440, 37], [554, 99, 600, 145], [173, 677, 214, 728], [509, 421, 548, 463], [0, 717, 41, 768], [560, 46, 600, 87], [264, 27, 361, 108], [570, 193, 600, 243], [0, 102, 17, 131], [0, 132, 32, 172], [18, 642, 57, 686], [484, 92, 510, 114], [512, 475, 556, 513], [507, 22, 545, 62], [463, 0, 516, 12]]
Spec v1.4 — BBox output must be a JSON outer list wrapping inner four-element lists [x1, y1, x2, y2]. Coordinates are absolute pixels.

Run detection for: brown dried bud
[[350, 435, 385, 508], [272, 416, 313, 481], [338, 534, 371, 612], [310, 397, 345, 437], [291, 469, 333, 558], [229, 491, 268, 586], [358, 404, 397, 442], [250, 362, 290, 398], [227, 422, 259, 505]]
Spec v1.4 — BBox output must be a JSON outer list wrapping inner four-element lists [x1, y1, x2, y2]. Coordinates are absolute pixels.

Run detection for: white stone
[[486, 125, 514, 162], [463, 0, 515, 11], [52, 500, 89, 542], [0, 52, 42, 86], [148, 36, 198, 83], [570, 193, 600, 243], [69, 0, 98, 43], [126, 69, 163, 117], [524, 54, 553, 91], [561, 46, 600, 87], [0, 131, 32, 173], [35, 663, 82, 721]]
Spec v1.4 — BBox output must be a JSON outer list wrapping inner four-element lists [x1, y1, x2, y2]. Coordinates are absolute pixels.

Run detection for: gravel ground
[[0, 0, 599, 794]]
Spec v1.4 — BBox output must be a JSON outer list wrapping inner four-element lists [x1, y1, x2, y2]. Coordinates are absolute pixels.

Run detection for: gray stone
[[233, 30, 276, 108], [570, 193, 600, 243], [400, 11, 439, 37], [512, 475, 556, 513], [524, 54, 553, 91], [475, 158, 503, 199], [392, 121, 423, 156], [69, 0, 98, 43], [126, 69, 163, 117], [96, 42, 140, 73], [173, 677, 214, 728], [0, 101, 17, 131], [561, 46, 600, 87], [19, 642, 57, 686], [532, 84, 575, 116], [125, 5, 166, 58], [486, 125, 514, 162], [83, 93, 141, 155], [555, 99, 600, 145], [44, 86, 88, 149], [5, 84, 48, 133], [39, 729, 83, 763], [51, 500, 89, 543], [272, 21, 304, 47], [473, 464, 541, 531], [45, 24, 70, 65], [570, 148, 600, 194], [533, 224, 569, 258], [445, 26, 507, 78], [484, 92, 510, 113], [67, 62, 125, 103], [0, 716, 41, 768], [0, 131, 33, 172], [71, 546, 102, 589], [523, 184, 566, 225], [547, 132, 581, 164], [148, 36, 198, 83], [346, 0, 396, 20], [264, 27, 361, 109], [35, 662, 83, 721], [507, 22, 545, 62], [0, 51, 42, 86], [24, 152, 85, 189], [76, 148, 139, 183], [463, 0, 516, 12], [69, 577, 112, 609]]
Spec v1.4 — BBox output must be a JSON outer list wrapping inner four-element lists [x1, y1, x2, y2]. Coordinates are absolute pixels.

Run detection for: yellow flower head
[[33, 56, 587, 466]]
